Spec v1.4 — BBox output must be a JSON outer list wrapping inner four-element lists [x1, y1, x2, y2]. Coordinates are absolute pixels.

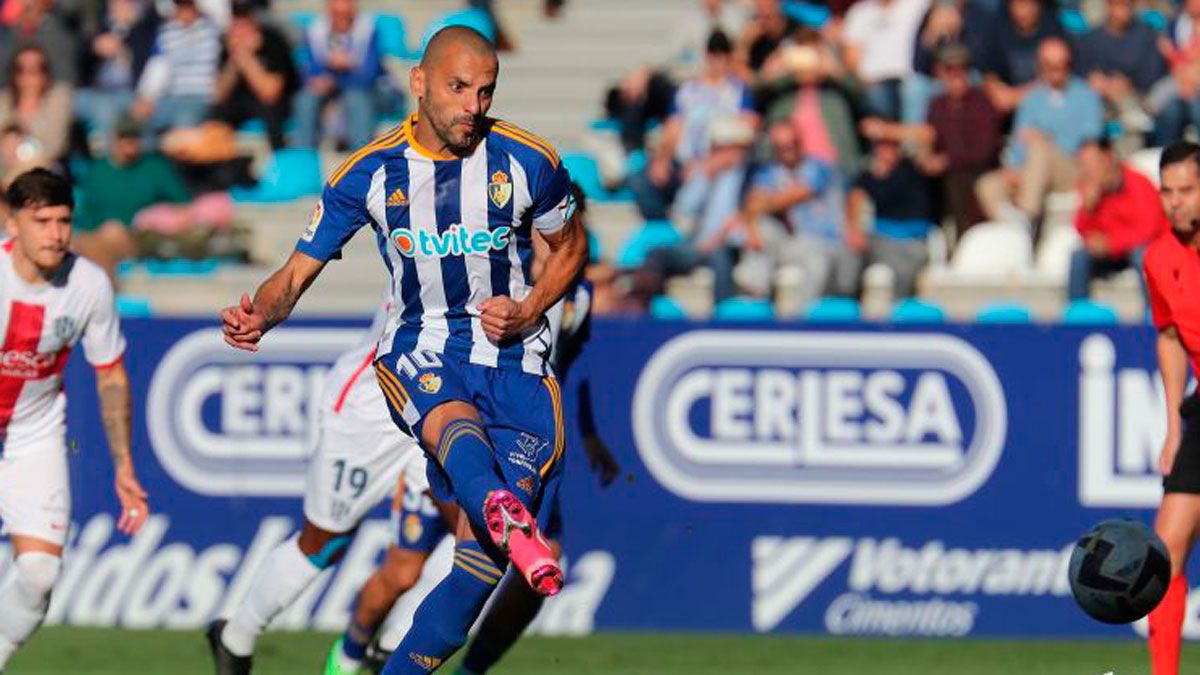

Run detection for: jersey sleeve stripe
[[492, 124, 560, 168], [329, 129, 399, 186], [91, 354, 125, 371], [493, 120, 559, 161], [329, 128, 408, 187]]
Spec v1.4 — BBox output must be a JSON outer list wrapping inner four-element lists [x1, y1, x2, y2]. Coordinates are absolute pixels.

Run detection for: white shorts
[[0, 449, 71, 547], [303, 406, 427, 534]]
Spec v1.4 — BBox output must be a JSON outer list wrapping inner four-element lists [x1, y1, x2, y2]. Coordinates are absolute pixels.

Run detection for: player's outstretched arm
[[1157, 326, 1190, 475], [95, 360, 149, 535], [221, 250, 327, 351], [479, 213, 588, 342]]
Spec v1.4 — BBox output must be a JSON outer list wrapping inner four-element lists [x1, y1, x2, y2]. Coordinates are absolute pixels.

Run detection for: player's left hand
[[114, 467, 150, 535], [479, 296, 534, 343]]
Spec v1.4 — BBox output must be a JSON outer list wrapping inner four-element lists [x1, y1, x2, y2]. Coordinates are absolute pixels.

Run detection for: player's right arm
[[1158, 326, 1190, 475], [221, 251, 326, 351], [222, 162, 373, 351]]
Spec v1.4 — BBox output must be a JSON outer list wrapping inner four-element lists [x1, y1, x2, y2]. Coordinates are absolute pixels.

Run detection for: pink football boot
[[483, 490, 563, 596]]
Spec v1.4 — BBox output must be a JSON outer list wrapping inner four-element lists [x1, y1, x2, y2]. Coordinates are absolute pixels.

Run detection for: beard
[[426, 106, 479, 155]]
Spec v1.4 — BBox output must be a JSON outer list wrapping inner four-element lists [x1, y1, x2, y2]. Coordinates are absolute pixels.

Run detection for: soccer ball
[[1069, 519, 1171, 624]]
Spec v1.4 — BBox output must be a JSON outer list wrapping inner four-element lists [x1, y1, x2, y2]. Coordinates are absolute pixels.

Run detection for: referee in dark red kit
[[1145, 141, 1200, 675]]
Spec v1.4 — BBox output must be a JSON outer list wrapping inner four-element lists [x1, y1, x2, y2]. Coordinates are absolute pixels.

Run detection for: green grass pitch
[[8, 628, 1190, 674]]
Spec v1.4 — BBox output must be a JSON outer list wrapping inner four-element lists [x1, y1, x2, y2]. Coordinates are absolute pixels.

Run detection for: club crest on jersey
[[489, 170, 512, 209], [302, 199, 323, 242], [52, 316, 76, 341], [418, 372, 442, 394]]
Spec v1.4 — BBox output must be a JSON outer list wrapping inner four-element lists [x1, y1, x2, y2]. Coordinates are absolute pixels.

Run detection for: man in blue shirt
[[733, 122, 860, 304], [295, 0, 386, 149], [976, 36, 1103, 226]]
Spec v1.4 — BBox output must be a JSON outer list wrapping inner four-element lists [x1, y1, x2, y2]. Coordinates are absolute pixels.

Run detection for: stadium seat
[[230, 148, 323, 203], [890, 298, 946, 323], [1062, 299, 1119, 325], [587, 230, 603, 264], [144, 258, 223, 276], [287, 11, 316, 32], [562, 152, 631, 203], [562, 153, 606, 200], [115, 294, 153, 318], [625, 149, 648, 177], [1059, 8, 1089, 33], [804, 296, 860, 323], [1034, 225, 1081, 282], [616, 220, 683, 267], [783, 0, 831, 27], [587, 118, 621, 133], [950, 221, 1033, 275], [650, 294, 688, 320], [1139, 8, 1168, 30], [419, 8, 496, 54], [714, 296, 775, 322], [975, 301, 1033, 324], [375, 14, 413, 60], [1128, 147, 1162, 187]]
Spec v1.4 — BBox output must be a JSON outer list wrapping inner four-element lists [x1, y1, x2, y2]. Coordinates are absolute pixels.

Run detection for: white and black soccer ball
[[1069, 519, 1171, 624]]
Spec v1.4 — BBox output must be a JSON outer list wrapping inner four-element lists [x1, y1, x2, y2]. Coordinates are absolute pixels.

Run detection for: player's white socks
[[0, 552, 62, 668], [222, 534, 321, 657]]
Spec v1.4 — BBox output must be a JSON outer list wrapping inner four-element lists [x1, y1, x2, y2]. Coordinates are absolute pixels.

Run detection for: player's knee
[[381, 551, 424, 593], [15, 552, 62, 599], [298, 524, 354, 569], [422, 402, 483, 450]]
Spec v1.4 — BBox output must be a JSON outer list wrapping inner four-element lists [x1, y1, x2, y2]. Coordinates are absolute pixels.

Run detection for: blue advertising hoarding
[[8, 317, 1181, 638]]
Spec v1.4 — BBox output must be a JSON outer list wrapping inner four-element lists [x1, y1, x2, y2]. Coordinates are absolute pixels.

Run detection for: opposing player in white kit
[[208, 300, 449, 675], [0, 168, 150, 671]]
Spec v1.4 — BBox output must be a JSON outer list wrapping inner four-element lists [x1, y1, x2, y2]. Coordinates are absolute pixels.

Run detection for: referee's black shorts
[[1165, 395, 1200, 493]]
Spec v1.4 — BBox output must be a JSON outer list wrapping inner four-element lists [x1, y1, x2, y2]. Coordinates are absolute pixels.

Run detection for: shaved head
[[410, 25, 499, 155], [421, 25, 496, 68]]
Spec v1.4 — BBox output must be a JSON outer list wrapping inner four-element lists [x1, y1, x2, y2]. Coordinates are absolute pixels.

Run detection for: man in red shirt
[[1070, 137, 1168, 302], [1144, 140, 1200, 675]]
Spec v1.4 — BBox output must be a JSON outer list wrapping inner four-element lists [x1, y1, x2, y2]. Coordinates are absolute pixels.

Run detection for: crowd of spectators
[[0, 0, 406, 275], [605, 0, 1183, 310]]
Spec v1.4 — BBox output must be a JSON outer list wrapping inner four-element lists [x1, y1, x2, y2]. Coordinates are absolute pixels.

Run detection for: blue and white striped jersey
[[296, 114, 573, 376]]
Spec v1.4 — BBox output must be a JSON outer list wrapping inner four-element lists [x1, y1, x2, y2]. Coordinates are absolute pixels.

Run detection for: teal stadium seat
[[561, 153, 632, 203], [804, 296, 860, 322], [587, 118, 621, 133], [420, 8, 496, 54], [1139, 8, 1168, 31], [288, 11, 316, 32], [890, 298, 946, 323], [1062, 299, 1119, 325], [783, 1, 831, 27], [115, 294, 153, 318], [231, 148, 323, 203], [1059, 8, 1089, 33], [714, 296, 775, 322], [650, 295, 688, 320], [616, 220, 683, 267], [375, 14, 413, 60], [975, 301, 1033, 324], [586, 230, 602, 264]]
